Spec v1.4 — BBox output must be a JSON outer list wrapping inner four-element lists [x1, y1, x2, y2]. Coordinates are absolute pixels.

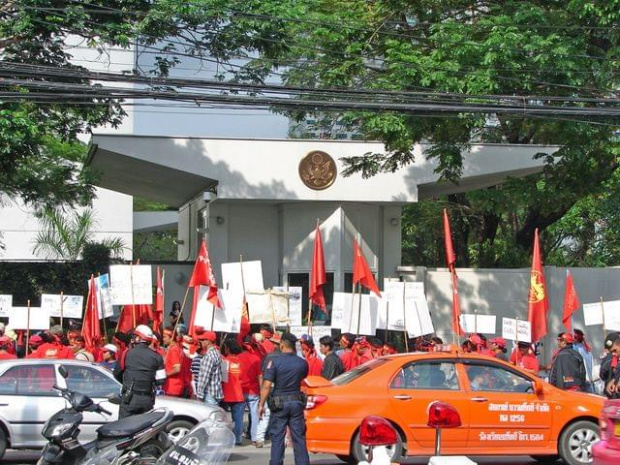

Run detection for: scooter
[[37, 366, 173, 465]]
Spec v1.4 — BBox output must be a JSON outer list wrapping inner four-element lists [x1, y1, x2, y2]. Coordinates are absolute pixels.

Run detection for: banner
[[273, 286, 303, 326], [193, 288, 241, 333], [95, 274, 116, 318], [41, 294, 83, 319], [459, 314, 497, 334], [221, 261, 264, 316], [582, 300, 620, 330], [331, 292, 378, 336], [10, 307, 50, 330], [502, 318, 531, 343], [405, 282, 435, 337], [110, 265, 153, 305], [0, 295, 12, 317], [378, 281, 405, 331], [245, 289, 289, 324], [289, 325, 332, 343]]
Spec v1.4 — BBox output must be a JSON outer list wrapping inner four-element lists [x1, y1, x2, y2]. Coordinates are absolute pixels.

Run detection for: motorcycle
[[155, 417, 235, 465], [38, 366, 173, 465]]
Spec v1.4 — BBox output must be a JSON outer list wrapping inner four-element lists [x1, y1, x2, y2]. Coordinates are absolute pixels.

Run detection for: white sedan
[[0, 359, 231, 458]]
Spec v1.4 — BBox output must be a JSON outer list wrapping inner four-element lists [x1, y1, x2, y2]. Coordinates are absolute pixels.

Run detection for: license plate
[[615, 423, 620, 437]]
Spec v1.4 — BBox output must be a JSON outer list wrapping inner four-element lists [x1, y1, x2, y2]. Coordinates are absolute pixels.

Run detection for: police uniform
[[263, 333, 309, 465], [115, 339, 165, 419]]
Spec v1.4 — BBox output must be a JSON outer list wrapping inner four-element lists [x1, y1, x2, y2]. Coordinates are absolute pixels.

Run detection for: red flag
[[83, 276, 101, 352], [352, 239, 381, 297], [443, 209, 464, 336], [153, 267, 165, 333], [310, 224, 327, 312], [236, 300, 251, 344], [188, 240, 221, 307], [562, 270, 580, 332], [527, 228, 549, 342]]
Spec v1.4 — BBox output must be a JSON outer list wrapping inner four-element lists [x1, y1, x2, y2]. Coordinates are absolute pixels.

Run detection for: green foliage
[[32, 207, 126, 260], [134, 231, 178, 261]]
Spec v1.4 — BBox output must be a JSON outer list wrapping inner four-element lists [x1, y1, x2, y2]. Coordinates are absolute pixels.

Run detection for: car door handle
[[393, 395, 412, 401], [470, 397, 488, 402]]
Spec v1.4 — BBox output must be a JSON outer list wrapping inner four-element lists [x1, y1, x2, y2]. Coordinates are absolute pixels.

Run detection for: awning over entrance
[[87, 144, 217, 208]]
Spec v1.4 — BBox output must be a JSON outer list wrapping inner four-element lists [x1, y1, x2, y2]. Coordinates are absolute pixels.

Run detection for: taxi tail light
[[305, 394, 327, 410], [427, 402, 462, 428], [359, 416, 398, 446]]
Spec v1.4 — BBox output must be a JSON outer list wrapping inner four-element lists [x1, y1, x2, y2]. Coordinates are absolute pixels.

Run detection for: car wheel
[[558, 420, 599, 465], [530, 455, 560, 463], [351, 429, 403, 464], [0, 428, 6, 459], [166, 419, 195, 444]]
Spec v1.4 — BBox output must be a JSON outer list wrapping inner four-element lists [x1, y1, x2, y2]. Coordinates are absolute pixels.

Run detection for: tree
[[33, 207, 125, 260]]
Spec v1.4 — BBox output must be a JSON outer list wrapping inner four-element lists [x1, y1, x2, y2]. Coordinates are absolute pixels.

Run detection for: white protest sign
[[245, 290, 289, 324], [9, 307, 50, 330], [193, 288, 241, 333], [502, 318, 532, 343], [288, 325, 332, 342], [110, 265, 153, 305], [582, 302, 604, 327], [404, 282, 434, 338], [331, 292, 350, 330], [459, 314, 497, 334], [95, 274, 116, 318], [273, 286, 303, 327], [41, 294, 83, 319], [0, 295, 12, 317], [603, 300, 620, 331], [345, 294, 379, 336], [379, 281, 405, 331]]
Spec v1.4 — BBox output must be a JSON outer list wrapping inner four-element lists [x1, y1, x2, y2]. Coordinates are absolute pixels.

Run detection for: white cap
[[103, 343, 117, 353], [134, 324, 154, 342]]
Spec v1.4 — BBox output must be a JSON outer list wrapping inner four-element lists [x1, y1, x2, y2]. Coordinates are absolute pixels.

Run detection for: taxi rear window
[[331, 358, 389, 386]]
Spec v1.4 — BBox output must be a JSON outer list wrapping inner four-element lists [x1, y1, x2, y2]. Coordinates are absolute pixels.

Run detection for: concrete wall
[[0, 188, 133, 261], [400, 266, 620, 367]]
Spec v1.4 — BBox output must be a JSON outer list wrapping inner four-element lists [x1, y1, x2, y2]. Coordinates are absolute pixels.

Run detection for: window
[[65, 366, 121, 398], [344, 272, 375, 293], [465, 363, 534, 393], [0, 365, 57, 396], [390, 361, 459, 390], [332, 358, 389, 386], [287, 272, 334, 324]]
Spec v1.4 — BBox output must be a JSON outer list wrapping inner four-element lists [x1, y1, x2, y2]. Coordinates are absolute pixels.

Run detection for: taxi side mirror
[[533, 379, 544, 395]]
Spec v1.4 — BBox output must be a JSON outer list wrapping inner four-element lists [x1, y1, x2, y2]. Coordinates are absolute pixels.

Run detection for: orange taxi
[[304, 349, 604, 465]]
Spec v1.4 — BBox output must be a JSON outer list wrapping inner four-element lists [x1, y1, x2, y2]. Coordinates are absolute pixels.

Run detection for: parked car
[[0, 359, 230, 459], [304, 349, 604, 465], [592, 398, 620, 465]]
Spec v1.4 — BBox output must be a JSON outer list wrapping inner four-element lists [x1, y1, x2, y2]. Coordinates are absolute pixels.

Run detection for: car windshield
[[331, 358, 389, 386]]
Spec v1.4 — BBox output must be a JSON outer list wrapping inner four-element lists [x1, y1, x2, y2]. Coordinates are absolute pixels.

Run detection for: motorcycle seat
[[97, 410, 167, 438]]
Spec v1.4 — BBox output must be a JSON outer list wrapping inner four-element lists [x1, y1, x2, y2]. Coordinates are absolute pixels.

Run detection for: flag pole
[[60, 290, 64, 329], [600, 297, 606, 339], [402, 283, 409, 353], [173, 286, 191, 336], [355, 283, 362, 336], [98, 273, 107, 342], [26, 299, 31, 353]]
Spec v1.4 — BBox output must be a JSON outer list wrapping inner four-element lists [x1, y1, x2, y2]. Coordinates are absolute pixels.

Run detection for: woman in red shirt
[[301, 338, 323, 376], [221, 339, 245, 445]]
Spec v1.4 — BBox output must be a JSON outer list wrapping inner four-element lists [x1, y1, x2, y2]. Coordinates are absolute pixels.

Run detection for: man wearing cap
[[115, 325, 166, 419], [549, 332, 586, 392], [489, 337, 508, 361], [100, 344, 117, 370], [0, 336, 17, 360], [31, 326, 74, 359], [514, 342, 540, 376], [351, 336, 373, 369], [195, 331, 223, 406], [259, 332, 309, 465]]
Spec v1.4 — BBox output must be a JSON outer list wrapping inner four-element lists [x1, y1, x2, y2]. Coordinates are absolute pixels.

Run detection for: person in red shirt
[[488, 337, 509, 361], [221, 339, 245, 446], [369, 338, 384, 359], [382, 341, 398, 356], [258, 325, 277, 354], [162, 328, 192, 398], [338, 333, 356, 371], [31, 326, 74, 359], [351, 336, 373, 369], [301, 338, 323, 376], [238, 340, 262, 444], [0, 336, 17, 360], [513, 341, 540, 376]]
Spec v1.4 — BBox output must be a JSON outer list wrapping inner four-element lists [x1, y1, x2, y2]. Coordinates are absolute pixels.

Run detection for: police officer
[[114, 325, 166, 419], [259, 332, 309, 465]]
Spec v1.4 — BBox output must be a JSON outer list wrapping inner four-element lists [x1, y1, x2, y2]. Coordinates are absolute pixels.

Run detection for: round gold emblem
[[299, 150, 337, 190]]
